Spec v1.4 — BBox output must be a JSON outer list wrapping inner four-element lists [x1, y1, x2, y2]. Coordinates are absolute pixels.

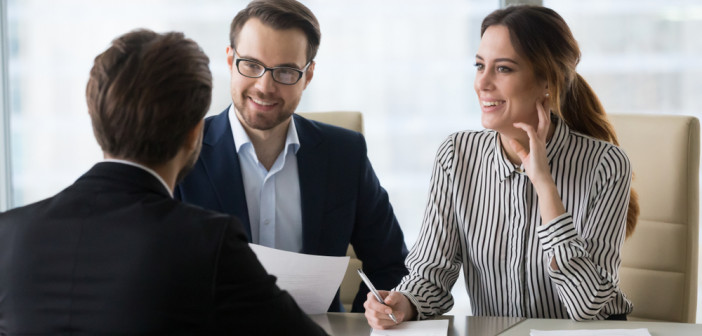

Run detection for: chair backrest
[[297, 111, 364, 312], [297, 111, 364, 135], [609, 114, 700, 322]]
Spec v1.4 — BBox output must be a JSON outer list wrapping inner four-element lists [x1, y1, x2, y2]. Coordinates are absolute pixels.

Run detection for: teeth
[[252, 98, 275, 106], [482, 101, 504, 107]]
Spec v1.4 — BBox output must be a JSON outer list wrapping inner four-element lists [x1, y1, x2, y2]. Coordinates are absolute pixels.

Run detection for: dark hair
[[230, 0, 321, 63], [481, 5, 639, 237], [86, 29, 212, 165]]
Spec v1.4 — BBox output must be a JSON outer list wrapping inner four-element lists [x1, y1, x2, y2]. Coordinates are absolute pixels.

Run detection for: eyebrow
[[238, 55, 303, 69], [475, 54, 519, 65]]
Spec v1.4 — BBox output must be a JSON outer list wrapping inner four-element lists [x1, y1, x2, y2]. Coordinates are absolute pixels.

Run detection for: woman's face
[[474, 25, 547, 137]]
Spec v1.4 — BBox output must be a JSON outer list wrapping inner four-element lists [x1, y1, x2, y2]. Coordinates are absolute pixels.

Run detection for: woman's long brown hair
[[481, 5, 639, 237]]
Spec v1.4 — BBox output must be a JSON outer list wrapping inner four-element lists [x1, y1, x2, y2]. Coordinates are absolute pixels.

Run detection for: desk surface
[[310, 313, 523, 335], [311, 313, 702, 336], [500, 318, 702, 336]]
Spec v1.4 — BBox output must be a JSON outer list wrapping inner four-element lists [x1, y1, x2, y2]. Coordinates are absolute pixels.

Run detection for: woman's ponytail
[[561, 74, 640, 238]]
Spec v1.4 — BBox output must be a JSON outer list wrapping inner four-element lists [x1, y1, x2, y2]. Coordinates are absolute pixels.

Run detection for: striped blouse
[[395, 116, 633, 321]]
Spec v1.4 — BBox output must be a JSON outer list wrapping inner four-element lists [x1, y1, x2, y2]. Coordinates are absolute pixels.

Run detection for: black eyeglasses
[[233, 50, 311, 85]]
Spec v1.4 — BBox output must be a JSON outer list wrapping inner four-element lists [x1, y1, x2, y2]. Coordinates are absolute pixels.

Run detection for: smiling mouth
[[250, 97, 276, 106], [482, 100, 505, 107]]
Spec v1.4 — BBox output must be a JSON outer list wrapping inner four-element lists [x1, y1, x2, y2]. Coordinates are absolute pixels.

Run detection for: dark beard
[[233, 97, 294, 131]]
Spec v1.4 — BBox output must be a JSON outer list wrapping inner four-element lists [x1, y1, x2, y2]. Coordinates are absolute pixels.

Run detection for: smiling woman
[[364, 5, 639, 329], [474, 25, 547, 148]]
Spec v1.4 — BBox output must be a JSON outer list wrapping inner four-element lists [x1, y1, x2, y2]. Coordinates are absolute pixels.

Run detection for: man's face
[[227, 18, 314, 132]]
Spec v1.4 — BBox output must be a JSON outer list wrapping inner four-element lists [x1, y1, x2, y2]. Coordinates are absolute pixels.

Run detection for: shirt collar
[[493, 114, 569, 182], [102, 158, 173, 197], [228, 105, 300, 156]]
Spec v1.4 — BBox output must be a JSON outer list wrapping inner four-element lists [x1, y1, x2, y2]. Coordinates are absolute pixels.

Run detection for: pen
[[357, 268, 398, 323]]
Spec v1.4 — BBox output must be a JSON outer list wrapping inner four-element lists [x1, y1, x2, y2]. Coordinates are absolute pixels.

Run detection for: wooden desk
[[499, 318, 702, 336], [310, 313, 702, 336], [309, 313, 523, 335]]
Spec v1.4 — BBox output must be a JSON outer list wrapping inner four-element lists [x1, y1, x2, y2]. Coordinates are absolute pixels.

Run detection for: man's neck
[[240, 117, 291, 171]]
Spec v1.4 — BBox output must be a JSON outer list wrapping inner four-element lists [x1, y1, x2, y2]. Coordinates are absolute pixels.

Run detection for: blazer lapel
[[200, 108, 252, 240], [294, 115, 327, 255]]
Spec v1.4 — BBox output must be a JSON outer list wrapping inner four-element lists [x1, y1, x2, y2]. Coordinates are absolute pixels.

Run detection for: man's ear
[[302, 61, 315, 90], [226, 46, 235, 71], [184, 119, 205, 152]]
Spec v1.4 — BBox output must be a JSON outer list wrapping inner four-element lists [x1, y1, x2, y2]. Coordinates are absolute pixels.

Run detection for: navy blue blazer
[[176, 108, 409, 312]]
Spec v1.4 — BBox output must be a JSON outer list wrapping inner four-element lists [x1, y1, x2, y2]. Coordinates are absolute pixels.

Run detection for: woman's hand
[[510, 97, 566, 233], [363, 290, 417, 330], [508, 98, 552, 187]]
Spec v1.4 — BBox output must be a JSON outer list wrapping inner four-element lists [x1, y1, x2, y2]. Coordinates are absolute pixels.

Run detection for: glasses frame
[[233, 49, 311, 85]]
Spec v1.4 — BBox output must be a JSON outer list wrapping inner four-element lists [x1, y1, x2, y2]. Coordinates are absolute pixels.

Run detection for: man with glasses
[[175, 0, 408, 313]]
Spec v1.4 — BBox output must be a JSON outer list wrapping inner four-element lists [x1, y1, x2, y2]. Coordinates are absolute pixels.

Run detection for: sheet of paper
[[249, 243, 350, 314], [530, 328, 651, 336], [371, 320, 449, 336]]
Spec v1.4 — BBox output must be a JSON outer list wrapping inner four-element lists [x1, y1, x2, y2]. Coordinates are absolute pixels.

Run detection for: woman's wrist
[[530, 171, 555, 193], [398, 292, 419, 321], [533, 178, 567, 224]]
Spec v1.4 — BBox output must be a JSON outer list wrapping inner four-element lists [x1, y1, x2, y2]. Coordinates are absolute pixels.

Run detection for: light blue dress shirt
[[229, 106, 303, 252]]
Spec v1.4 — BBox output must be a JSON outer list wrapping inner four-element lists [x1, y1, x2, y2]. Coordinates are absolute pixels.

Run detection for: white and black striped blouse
[[395, 116, 633, 321]]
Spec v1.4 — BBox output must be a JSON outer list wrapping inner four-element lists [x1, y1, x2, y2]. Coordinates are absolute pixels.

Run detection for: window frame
[[0, 0, 13, 211]]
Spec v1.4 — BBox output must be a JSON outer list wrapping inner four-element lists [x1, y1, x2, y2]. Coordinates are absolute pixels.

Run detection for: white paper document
[[371, 320, 449, 336], [530, 328, 651, 336], [248, 243, 350, 314]]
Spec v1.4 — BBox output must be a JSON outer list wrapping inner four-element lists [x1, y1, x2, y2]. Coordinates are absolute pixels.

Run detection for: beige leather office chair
[[297, 111, 365, 312], [610, 114, 700, 322]]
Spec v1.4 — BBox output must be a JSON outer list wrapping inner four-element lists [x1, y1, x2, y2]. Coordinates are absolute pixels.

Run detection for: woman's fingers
[[513, 122, 538, 143], [364, 291, 399, 330]]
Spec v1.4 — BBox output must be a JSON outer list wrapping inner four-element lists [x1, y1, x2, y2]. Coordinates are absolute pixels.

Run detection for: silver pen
[[357, 268, 398, 323]]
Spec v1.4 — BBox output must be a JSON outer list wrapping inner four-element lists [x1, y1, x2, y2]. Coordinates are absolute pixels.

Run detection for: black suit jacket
[[0, 162, 327, 335], [175, 109, 409, 312]]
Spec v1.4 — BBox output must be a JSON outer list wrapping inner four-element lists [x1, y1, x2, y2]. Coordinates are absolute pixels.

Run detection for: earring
[[545, 92, 550, 97]]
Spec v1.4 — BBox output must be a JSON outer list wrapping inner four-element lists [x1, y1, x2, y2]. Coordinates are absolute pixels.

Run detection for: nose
[[474, 69, 493, 92], [254, 69, 277, 94]]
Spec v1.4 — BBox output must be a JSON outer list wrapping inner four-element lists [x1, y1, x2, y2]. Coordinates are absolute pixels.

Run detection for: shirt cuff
[[398, 290, 427, 321], [536, 213, 578, 253]]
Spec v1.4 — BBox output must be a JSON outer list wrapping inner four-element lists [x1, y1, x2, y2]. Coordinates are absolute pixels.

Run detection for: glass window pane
[[6, 0, 249, 205], [544, 0, 701, 115]]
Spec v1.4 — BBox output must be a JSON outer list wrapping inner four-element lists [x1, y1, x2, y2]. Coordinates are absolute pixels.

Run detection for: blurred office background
[[1, 0, 701, 320]]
